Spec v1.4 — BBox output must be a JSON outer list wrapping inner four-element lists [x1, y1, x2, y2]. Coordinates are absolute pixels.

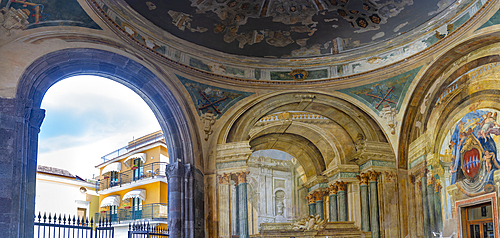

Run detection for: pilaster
[[357, 172, 370, 232], [366, 171, 380, 238], [335, 181, 348, 222], [328, 183, 338, 222]]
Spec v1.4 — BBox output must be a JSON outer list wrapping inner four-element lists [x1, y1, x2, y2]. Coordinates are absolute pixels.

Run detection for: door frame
[[456, 192, 498, 238]]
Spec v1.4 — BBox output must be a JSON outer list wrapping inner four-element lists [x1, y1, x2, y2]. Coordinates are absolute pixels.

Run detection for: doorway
[[465, 203, 495, 238]]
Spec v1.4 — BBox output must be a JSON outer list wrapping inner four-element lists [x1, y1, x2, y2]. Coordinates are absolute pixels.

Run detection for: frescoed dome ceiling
[[124, 0, 470, 58]]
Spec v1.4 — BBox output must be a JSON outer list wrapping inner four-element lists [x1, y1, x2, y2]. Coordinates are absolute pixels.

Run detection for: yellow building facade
[[95, 131, 168, 234]]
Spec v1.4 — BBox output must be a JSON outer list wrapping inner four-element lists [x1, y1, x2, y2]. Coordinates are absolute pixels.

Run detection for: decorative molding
[[352, 140, 395, 166], [359, 160, 396, 171], [201, 111, 216, 141], [303, 175, 328, 189], [408, 134, 427, 166], [322, 164, 359, 178], [216, 141, 253, 163]]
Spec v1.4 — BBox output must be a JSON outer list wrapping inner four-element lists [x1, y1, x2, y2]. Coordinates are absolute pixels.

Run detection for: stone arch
[[7, 48, 197, 237], [249, 120, 352, 166], [220, 92, 387, 145], [399, 35, 500, 168], [250, 133, 325, 178]]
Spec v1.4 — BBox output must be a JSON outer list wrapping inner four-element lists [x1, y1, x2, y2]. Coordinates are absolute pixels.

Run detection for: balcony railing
[[101, 132, 164, 163], [98, 162, 168, 191], [95, 203, 168, 224]]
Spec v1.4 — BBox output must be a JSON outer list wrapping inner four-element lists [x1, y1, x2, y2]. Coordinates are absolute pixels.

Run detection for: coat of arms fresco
[[444, 109, 500, 196]]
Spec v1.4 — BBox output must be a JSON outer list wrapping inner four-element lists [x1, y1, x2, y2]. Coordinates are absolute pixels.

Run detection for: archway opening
[[35, 75, 169, 236]]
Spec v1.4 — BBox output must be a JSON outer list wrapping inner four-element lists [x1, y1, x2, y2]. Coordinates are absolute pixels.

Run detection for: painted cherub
[[479, 112, 500, 141], [484, 150, 494, 172]]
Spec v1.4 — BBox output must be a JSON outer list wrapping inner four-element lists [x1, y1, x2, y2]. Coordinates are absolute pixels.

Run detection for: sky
[[38, 75, 161, 179]]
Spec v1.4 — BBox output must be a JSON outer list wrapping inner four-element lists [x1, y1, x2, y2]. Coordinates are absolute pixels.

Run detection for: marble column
[[166, 162, 185, 238], [420, 176, 430, 237], [328, 184, 338, 222], [314, 191, 325, 220], [218, 173, 231, 238], [434, 182, 443, 232], [367, 171, 380, 238], [427, 177, 436, 233], [235, 171, 250, 238], [357, 173, 371, 232], [306, 193, 316, 216], [335, 181, 348, 221]]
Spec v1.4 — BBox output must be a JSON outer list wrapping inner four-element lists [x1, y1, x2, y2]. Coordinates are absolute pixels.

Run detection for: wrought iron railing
[[95, 203, 168, 224], [98, 162, 167, 191], [128, 222, 169, 237], [34, 212, 114, 238], [101, 132, 164, 163]]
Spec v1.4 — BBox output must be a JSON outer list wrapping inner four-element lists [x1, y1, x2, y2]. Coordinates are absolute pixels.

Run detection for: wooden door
[[466, 203, 495, 238]]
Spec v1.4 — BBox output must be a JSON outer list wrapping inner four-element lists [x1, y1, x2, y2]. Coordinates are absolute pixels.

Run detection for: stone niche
[[258, 222, 363, 238]]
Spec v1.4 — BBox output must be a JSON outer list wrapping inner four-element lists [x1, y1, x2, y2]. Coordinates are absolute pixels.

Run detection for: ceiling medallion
[[290, 69, 309, 81]]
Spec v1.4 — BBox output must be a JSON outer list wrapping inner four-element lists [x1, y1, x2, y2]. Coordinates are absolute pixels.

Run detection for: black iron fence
[[95, 203, 168, 224], [128, 222, 169, 238], [98, 162, 168, 191], [34, 212, 114, 238]]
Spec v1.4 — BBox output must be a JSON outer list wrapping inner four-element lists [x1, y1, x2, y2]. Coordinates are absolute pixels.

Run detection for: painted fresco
[[339, 66, 421, 115], [92, 0, 487, 81], [123, 0, 472, 58], [441, 109, 500, 196], [0, 0, 100, 30], [176, 74, 254, 119]]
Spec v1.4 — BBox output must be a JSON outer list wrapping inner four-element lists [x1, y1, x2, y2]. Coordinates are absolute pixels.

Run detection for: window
[[132, 197, 143, 220], [132, 158, 143, 181]]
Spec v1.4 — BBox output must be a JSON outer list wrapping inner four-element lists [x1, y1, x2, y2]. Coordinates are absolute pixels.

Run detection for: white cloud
[[38, 75, 161, 179]]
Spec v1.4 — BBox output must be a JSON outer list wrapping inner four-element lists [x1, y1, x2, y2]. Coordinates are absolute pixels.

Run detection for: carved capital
[[334, 181, 348, 191], [428, 176, 436, 186], [356, 173, 369, 185], [235, 171, 250, 184], [366, 171, 380, 182], [306, 193, 316, 204], [217, 173, 231, 184], [328, 184, 338, 195], [313, 191, 323, 201], [384, 171, 396, 183], [434, 180, 442, 192], [166, 162, 184, 180]]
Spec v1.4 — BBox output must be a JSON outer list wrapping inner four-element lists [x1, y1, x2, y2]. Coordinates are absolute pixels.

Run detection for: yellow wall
[[98, 181, 168, 210], [99, 143, 169, 176]]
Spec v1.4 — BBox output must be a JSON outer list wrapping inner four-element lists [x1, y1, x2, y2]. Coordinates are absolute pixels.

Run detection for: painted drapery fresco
[[442, 109, 500, 196]]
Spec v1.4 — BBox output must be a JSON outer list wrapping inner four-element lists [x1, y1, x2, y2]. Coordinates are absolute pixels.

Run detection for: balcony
[[95, 203, 168, 224], [98, 162, 167, 191], [101, 132, 164, 163]]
